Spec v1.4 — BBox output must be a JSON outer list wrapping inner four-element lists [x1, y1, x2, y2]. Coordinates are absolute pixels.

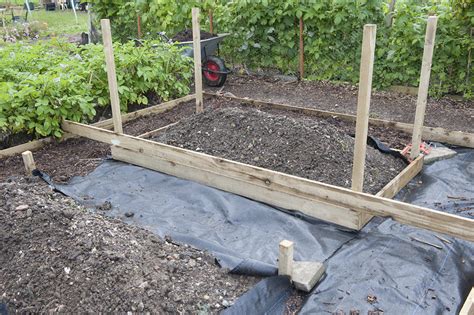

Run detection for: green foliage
[[90, 0, 473, 98], [0, 39, 192, 138]]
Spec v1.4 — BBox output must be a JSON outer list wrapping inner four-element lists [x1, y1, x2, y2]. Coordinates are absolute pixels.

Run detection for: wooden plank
[[358, 154, 424, 228], [460, 287, 474, 315], [278, 240, 294, 277], [204, 93, 474, 148], [192, 8, 204, 113], [62, 120, 474, 241], [352, 24, 376, 192], [0, 137, 52, 158], [411, 16, 438, 160], [111, 145, 362, 228], [377, 155, 424, 199], [100, 19, 123, 133], [138, 122, 179, 139], [94, 94, 195, 129], [21, 150, 36, 176]]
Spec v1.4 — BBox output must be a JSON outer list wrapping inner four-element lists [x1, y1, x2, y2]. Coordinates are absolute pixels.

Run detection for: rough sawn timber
[[61, 119, 474, 242], [358, 154, 424, 228], [205, 93, 473, 149]]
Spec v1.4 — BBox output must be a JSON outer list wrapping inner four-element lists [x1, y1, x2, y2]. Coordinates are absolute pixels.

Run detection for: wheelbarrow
[[175, 33, 230, 87]]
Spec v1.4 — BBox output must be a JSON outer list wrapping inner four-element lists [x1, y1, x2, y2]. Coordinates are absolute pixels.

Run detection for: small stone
[[64, 267, 71, 275], [124, 212, 134, 218], [138, 301, 144, 311], [188, 259, 197, 267], [26, 209, 32, 217], [203, 295, 210, 300], [15, 205, 29, 211], [222, 300, 230, 307]]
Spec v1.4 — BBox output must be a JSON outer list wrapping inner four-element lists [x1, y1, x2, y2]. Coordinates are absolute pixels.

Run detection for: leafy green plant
[[0, 39, 192, 138], [89, 0, 473, 98]]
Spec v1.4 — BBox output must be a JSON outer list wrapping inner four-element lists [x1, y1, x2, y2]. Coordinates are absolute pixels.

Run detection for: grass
[[1, 8, 88, 38], [29, 10, 88, 36]]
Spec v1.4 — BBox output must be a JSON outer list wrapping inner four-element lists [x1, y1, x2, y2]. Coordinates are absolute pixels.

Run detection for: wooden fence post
[[100, 19, 123, 134], [351, 24, 377, 192], [192, 8, 204, 113], [299, 16, 304, 80], [410, 16, 438, 160], [209, 9, 214, 34]]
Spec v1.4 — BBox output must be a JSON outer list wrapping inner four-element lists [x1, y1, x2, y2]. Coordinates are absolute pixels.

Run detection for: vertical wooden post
[[278, 240, 294, 277], [192, 8, 204, 113], [100, 19, 123, 133], [209, 9, 214, 34], [299, 16, 304, 80], [137, 15, 142, 39], [351, 24, 377, 192], [22, 151, 36, 176], [410, 16, 438, 160]]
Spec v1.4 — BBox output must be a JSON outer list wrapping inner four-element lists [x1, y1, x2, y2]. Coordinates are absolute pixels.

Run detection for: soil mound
[[0, 178, 257, 313], [154, 107, 406, 194]]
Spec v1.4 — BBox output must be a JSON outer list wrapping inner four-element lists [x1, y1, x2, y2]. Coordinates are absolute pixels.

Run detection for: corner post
[[100, 19, 123, 133], [351, 24, 377, 192], [192, 8, 204, 113], [410, 16, 438, 160]]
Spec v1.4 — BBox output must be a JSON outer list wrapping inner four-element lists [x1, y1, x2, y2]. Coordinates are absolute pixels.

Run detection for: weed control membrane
[[39, 109, 473, 313]]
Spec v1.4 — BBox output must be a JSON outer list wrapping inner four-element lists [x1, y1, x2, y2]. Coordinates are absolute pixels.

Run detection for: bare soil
[[153, 106, 406, 194], [0, 102, 195, 182], [0, 177, 258, 313], [207, 75, 474, 133]]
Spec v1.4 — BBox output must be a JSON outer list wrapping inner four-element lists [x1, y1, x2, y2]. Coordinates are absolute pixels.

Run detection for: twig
[[411, 237, 443, 250], [447, 195, 468, 201], [434, 235, 452, 244]]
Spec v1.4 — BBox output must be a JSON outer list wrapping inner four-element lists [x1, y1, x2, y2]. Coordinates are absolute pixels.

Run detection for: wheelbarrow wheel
[[203, 56, 227, 87]]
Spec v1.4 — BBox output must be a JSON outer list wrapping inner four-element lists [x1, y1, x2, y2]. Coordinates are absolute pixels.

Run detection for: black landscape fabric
[[48, 149, 473, 314]]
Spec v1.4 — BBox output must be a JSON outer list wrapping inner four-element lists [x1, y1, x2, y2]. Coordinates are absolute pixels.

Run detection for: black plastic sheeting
[[45, 149, 473, 314]]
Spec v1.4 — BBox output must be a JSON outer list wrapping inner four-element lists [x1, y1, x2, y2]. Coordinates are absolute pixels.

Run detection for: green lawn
[[1, 7, 88, 38], [29, 10, 88, 36]]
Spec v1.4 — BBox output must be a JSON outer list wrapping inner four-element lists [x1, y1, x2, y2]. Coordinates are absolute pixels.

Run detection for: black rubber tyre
[[202, 56, 227, 87]]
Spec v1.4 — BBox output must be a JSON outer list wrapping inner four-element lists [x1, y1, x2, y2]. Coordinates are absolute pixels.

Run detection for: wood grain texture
[[192, 8, 203, 113], [100, 19, 123, 133], [411, 16, 438, 160], [352, 24, 376, 192]]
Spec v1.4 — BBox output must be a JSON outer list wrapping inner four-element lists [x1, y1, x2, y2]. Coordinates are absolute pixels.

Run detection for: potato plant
[[0, 39, 192, 138]]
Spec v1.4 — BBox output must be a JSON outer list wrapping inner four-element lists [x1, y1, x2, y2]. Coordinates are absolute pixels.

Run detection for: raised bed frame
[[57, 13, 474, 244]]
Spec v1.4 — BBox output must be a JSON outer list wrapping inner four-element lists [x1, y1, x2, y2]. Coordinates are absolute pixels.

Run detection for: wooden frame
[[58, 16, 474, 244]]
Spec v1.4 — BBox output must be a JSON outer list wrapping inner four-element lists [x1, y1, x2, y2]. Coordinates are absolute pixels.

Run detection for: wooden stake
[[299, 16, 304, 80], [22, 150, 36, 176], [192, 8, 204, 113], [137, 15, 142, 39], [278, 240, 294, 277], [351, 24, 377, 192], [209, 9, 213, 34], [410, 16, 437, 160], [100, 19, 123, 133]]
